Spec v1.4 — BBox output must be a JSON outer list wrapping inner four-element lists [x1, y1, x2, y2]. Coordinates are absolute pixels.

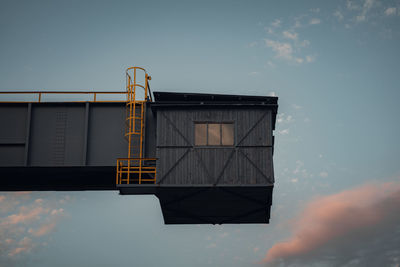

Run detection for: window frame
[[194, 121, 235, 147]]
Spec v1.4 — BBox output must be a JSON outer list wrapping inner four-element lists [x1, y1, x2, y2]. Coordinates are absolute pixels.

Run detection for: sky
[[0, 0, 400, 266]]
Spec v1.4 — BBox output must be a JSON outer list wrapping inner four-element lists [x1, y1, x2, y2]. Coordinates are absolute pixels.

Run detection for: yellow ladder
[[116, 67, 156, 185]]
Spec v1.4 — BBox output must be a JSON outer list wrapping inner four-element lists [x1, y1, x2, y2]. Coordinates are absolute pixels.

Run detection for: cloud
[[309, 18, 321, 25], [333, 10, 344, 21], [248, 71, 260, 76], [8, 237, 34, 257], [356, 14, 366, 21], [356, 0, 375, 22], [278, 129, 289, 135], [265, 27, 274, 34], [264, 13, 317, 65], [266, 61, 275, 68], [271, 19, 281, 28], [295, 57, 303, 64], [305, 55, 315, 63], [292, 160, 308, 178], [319, 171, 328, 178], [265, 39, 293, 60], [292, 104, 302, 110], [265, 39, 310, 65], [2, 206, 49, 225], [0, 193, 68, 263], [299, 40, 310, 47], [277, 113, 294, 124], [262, 181, 400, 266], [346, 0, 361, 11], [28, 222, 56, 237], [384, 7, 397, 16], [339, 0, 399, 30], [282, 31, 298, 40]]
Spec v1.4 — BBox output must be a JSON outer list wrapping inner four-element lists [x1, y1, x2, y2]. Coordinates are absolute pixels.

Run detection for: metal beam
[[82, 102, 90, 165], [24, 103, 32, 166]]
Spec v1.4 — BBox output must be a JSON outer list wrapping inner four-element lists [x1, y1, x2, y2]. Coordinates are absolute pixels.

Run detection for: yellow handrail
[[0, 91, 127, 103]]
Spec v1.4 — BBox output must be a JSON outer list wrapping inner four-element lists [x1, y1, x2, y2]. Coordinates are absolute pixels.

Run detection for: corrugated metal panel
[[87, 103, 128, 165], [29, 104, 86, 166], [0, 104, 28, 166]]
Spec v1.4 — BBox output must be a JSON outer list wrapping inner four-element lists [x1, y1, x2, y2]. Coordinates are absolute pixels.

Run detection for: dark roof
[[153, 91, 277, 104], [152, 91, 278, 130]]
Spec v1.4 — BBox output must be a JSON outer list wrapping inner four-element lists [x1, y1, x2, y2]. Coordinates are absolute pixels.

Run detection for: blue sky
[[1, 0, 400, 266]]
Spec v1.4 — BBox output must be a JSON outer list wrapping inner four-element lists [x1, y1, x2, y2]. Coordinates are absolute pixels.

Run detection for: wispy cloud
[[355, 0, 375, 22], [265, 39, 293, 60], [263, 11, 317, 65], [277, 113, 294, 124], [305, 55, 315, 63], [262, 180, 400, 266], [384, 7, 397, 16], [309, 18, 321, 25], [291, 104, 302, 110], [319, 171, 328, 178], [346, 0, 361, 11], [264, 39, 309, 65], [282, 31, 298, 40], [248, 71, 260, 76], [2, 206, 49, 225], [266, 61, 275, 68], [0, 193, 69, 263], [8, 237, 34, 257], [271, 19, 281, 28], [28, 222, 57, 237], [276, 113, 294, 136], [331, 1, 398, 34], [278, 129, 289, 135], [333, 10, 344, 21], [310, 8, 320, 13]]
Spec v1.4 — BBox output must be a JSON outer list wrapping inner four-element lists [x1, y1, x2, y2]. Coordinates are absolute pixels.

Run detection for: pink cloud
[[28, 222, 56, 237], [262, 181, 400, 264], [3, 206, 49, 225], [8, 237, 34, 257], [0, 192, 69, 262]]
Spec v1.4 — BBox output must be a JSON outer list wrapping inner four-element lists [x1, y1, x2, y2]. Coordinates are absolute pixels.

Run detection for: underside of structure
[[122, 185, 273, 224]]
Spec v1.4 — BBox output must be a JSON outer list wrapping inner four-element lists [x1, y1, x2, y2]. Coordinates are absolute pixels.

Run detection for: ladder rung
[[126, 131, 141, 135], [117, 171, 156, 174]]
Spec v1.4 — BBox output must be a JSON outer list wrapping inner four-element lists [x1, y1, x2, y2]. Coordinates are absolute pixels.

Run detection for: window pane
[[208, 124, 220, 145], [221, 123, 234, 146], [195, 124, 207, 146]]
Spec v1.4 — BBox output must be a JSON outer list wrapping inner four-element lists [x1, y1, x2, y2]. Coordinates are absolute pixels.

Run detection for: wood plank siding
[[156, 108, 274, 185]]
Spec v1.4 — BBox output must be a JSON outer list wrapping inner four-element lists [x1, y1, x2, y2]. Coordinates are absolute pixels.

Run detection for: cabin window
[[195, 123, 234, 146]]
